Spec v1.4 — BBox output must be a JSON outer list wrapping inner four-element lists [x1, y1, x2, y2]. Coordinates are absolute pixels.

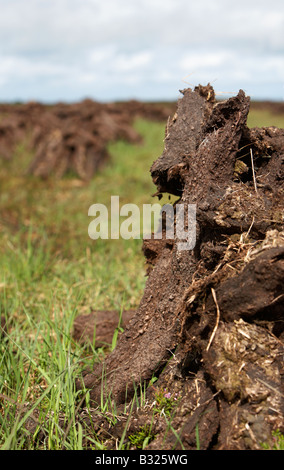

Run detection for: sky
[[0, 0, 283, 103]]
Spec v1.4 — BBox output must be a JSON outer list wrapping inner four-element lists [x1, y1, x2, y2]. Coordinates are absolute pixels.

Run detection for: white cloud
[[113, 51, 153, 73], [0, 0, 283, 102], [179, 52, 231, 72], [1, 55, 72, 81]]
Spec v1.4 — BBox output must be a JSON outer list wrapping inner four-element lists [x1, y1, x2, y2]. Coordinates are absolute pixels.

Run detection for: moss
[[234, 160, 249, 178]]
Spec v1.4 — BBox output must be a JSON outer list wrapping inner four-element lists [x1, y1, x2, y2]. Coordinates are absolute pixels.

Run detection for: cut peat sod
[[76, 84, 284, 450], [0, 100, 174, 180]]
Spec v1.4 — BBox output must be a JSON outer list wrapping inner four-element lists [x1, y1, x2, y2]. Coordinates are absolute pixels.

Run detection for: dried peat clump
[[73, 309, 135, 349], [77, 85, 284, 450]]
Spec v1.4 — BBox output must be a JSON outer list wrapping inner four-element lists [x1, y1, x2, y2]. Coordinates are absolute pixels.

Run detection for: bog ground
[[0, 91, 283, 450]]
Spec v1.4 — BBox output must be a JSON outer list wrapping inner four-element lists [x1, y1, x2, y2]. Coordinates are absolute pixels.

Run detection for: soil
[[250, 100, 284, 116], [76, 85, 284, 450], [0, 99, 175, 179], [73, 309, 136, 349], [2, 88, 283, 450]]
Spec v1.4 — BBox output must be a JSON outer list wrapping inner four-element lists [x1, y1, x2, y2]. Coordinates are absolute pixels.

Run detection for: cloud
[[179, 52, 231, 73], [0, 0, 283, 102]]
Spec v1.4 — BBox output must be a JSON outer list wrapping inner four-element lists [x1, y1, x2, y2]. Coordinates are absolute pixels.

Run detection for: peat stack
[[27, 100, 143, 180], [0, 99, 174, 180], [78, 85, 284, 450], [0, 102, 44, 160]]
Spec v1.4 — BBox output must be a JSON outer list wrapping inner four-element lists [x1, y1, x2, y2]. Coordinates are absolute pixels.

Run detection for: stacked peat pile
[[0, 99, 174, 179], [114, 99, 176, 123], [77, 85, 284, 450], [0, 102, 44, 160], [251, 100, 284, 116], [27, 100, 146, 180]]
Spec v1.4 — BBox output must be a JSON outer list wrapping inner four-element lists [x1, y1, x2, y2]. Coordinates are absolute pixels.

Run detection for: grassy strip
[[0, 110, 283, 449], [0, 118, 165, 449]]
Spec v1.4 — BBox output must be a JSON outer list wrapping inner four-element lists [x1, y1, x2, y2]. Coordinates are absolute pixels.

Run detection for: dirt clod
[[76, 85, 284, 450], [73, 309, 135, 348]]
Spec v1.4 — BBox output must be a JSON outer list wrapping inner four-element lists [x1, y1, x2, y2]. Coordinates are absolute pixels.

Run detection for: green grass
[[261, 430, 284, 450], [0, 118, 166, 449], [0, 109, 283, 449], [0, 119, 164, 317], [247, 108, 284, 128]]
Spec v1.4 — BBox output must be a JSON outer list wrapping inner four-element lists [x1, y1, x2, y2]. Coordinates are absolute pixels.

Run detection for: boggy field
[[0, 88, 284, 450]]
